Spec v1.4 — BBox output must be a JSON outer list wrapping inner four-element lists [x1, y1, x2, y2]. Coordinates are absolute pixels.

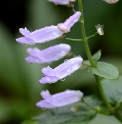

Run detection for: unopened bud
[[103, 0, 119, 4], [95, 24, 104, 36]]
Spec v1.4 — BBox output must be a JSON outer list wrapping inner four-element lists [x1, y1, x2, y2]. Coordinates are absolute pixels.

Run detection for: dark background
[[0, 0, 122, 123]]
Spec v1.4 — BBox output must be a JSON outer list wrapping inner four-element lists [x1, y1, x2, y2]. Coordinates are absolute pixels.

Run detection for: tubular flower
[[103, 0, 119, 4], [16, 11, 81, 45], [36, 90, 83, 108], [48, 0, 75, 5], [25, 43, 71, 64], [39, 56, 83, 84]]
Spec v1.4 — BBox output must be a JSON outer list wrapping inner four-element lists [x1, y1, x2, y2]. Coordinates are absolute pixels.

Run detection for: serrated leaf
[[89, 62, 119, 79], [102, 76, 122, 105], [88, 114, 121, 124], [92, 50, 101, 61], [23, 103, 97, 124]]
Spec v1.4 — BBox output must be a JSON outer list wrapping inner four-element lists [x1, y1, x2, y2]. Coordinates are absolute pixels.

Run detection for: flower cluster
[[16, 1, 83, 109]]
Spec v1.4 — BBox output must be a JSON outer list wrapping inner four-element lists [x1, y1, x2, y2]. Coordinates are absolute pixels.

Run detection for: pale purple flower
[[57, 11, 81, 33], [16, 11, 81, 45], [36, 90, 83, 108], [48, 0, 75, 5], [39, 56, 83, 84], [25, 43, 71, 64], [103, 0, 119, 4]]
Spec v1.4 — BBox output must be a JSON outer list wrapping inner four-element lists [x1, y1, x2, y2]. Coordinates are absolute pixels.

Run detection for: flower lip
[[36, 89, 83, 109], [39, 56, 83, 84]]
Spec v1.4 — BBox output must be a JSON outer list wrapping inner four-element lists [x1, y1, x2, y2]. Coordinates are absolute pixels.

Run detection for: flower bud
[[95, 24, 104, 35]]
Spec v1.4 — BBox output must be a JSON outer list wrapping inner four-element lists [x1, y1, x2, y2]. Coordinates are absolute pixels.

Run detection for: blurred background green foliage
[[0, 0, 122, 123]]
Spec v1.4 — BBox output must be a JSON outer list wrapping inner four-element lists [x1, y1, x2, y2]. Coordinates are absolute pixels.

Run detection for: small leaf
[[102, 76, 122, 105], [88, 114, 121, 124], [89, 62, 119, 79], [23, 102, 97, 124], [92, 50, 102, 61], [81, 50, 101, 70]]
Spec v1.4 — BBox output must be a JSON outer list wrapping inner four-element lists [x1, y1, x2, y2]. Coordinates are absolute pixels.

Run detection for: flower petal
[[36, 100, 54, 108], [19, 27, 32, 38], [54, 56, 83, 79], [57, 12, 81, 33], [103, 0, 119, 4], [25, 44, 71, 64], [39, 56, 83, 84], [39, 76, 59, 84], [16, 37, 35, 45], [41, 90, 51, 99], [31, 26, 63, 43], [48, 0, 75, 5], [40, 43, 71, 63], [25, 48, 43, 64], [16, 26, 63, 45], [51, 90, 83, 107], [63, 11, 81, 30], [16, 12, 81, 45], [36, 90, 83, 109]]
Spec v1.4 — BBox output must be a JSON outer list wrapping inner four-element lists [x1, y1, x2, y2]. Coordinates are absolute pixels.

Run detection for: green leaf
[[84, 96, 103, 108], [88, 114, 121, 124], [92, 50, 102, 62], [89, 62, 119, 79], [84, 96, 108, 114], [81, 50, 101, 70], [102, 76, 122, 105], [22, 119, 38, 124], [23, 103, 97, 124]]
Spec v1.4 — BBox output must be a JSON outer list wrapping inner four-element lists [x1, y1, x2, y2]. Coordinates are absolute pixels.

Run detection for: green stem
[[77, 0, 115, 114], [94, 75, 114, 113], [87, 32, 98, 40], [65, 37, 83, 41], [65, 32, 97, 42]]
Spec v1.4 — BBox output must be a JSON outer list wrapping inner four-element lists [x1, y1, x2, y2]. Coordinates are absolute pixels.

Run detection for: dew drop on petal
[[64, 59, 68, 62], [67, 68, 71, 73], [47, 77, 51, 82], [71, 61, 74, 64], [68, 73, 72, 76], [61, 78, 66, 81]]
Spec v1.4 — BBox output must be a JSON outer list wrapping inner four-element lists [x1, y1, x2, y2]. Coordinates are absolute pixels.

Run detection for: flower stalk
[[77, 0, 115, 114]]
